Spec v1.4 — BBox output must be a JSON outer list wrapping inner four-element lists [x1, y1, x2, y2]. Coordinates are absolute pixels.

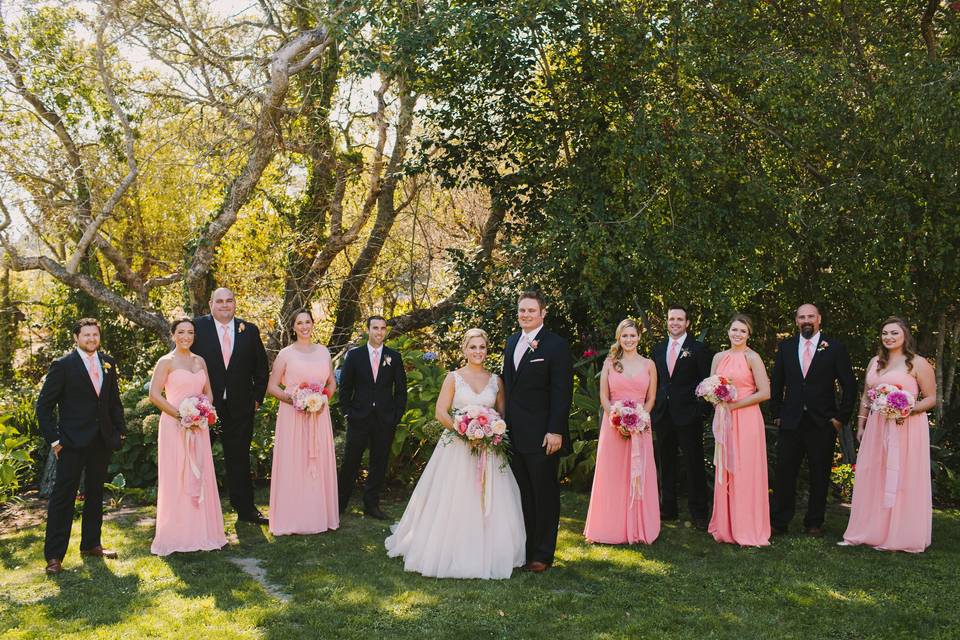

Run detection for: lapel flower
[[102, 361, 112, 373], [680, 348, 692, 359], [817, 340, 829, 352], [528, 339, 539, 353], [384, 355, 392, 367], [238, 322, 246, 333]]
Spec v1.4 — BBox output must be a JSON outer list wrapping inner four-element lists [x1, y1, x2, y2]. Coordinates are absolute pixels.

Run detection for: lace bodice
[[451, 371, 499, 410]]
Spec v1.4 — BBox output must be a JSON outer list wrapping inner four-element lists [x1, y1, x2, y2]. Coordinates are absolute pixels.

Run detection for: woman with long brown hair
[[840, 317, 936, 552]]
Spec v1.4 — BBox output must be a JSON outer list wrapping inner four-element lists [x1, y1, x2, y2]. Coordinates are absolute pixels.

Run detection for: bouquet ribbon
[[712, 404, 736, 487], [629, 432, 646, 501], [477, 448, 493, 517], [880, 414, 903, 509], [181, 425, 205, 505], [297, 410, 323, 479]]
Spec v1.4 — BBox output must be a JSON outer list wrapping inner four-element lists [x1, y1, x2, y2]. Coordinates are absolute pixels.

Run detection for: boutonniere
[[102, 361, 112, 373], [817, 341, 829, 352], [238, 322, 246, 333], [384, 355, 392, 367], [679, 348, 692, 359], [528, 339, 539, 353]]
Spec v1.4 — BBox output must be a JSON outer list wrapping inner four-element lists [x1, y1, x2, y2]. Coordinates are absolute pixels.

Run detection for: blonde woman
[[385, 329, 525, 579], [584, 319, 660, 544]]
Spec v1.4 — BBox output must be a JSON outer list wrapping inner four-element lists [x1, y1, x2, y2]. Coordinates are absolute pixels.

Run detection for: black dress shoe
[[239, 511, 269, 525], [660, 511, 679, 522], [363, 506, 389, 520], [692, 518, 709, 531]]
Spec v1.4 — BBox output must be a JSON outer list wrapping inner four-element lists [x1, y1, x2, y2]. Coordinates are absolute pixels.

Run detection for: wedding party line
[[36, 287, 936, 577]]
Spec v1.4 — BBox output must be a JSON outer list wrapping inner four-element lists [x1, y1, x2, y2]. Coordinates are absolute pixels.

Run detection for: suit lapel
[[72, 351, 99, 398], [806, 335, 827, 376], [666, 336, 688, 380], [515, 328, 543, 375]]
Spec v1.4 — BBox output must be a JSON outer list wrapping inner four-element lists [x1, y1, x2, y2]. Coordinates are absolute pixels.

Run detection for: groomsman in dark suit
[[191, 288, 270, 524], [770, 303, 856, 535], [502, 290, 574, 573], [337, 316, 408, 519], [651, 305, 712, 529], [37, 318, 126, 574]]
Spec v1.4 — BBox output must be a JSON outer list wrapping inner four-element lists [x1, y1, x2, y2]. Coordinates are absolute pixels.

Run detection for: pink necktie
[[667, 341, 679, 376], [801, 341, 813, 377], [513, 335, 528, 370], [87, 354, 101, 395], [372, 349, 380, 382], [220, 325, 232, 368]]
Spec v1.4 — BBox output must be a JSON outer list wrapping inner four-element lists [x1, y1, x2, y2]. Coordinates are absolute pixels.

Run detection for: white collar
[[76, 348, 99, 361], [215, 318, 234, 331], [367, 343, 383, 355], [800, 331, 821, 346], [522, 326, 543, 342], [669, 333, 687, 347]]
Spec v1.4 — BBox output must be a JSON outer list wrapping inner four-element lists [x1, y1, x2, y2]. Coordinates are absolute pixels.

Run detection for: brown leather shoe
[[45, 559, 63, 575], [527, 561, 550, 573], [80, 546, 118, 558], [804, 527, 825, 537]]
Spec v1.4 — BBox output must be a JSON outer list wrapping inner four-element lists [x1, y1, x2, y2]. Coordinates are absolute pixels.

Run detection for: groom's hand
[[543, 433, 562, 456]]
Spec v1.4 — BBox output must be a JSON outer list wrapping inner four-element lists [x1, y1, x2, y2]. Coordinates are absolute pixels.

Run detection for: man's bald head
[[795, 303, 821, 339], [210, 287, 237, 324]]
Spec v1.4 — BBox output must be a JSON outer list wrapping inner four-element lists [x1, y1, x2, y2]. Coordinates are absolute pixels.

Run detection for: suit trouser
[[338, 414, 395, 509], [218, 405, 257, 516], [44, 436, 111, 561], [771, 412, 836, 529], [510, 450, 561, 564], [655, 414, 709, 520]]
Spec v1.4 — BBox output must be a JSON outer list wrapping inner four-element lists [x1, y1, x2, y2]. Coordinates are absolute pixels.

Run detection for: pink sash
[[880, 416, 902, 509], [295, 410, 325, 479], [712, 404, 737, 487]]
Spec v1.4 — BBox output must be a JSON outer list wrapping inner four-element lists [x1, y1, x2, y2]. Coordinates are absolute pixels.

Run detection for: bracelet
[[857, 414, 868, 419]]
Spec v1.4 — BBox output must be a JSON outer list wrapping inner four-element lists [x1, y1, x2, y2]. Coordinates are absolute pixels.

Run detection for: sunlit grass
[[1, 490, 958, 639]]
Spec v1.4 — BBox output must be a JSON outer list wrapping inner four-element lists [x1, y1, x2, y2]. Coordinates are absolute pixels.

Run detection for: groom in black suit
[[770, 303, 856, 535], [651, 304, 712, 529], [37, 318, 126, 574], [337, 316, 407, 519], [191, 287, 270, 524], [502, 290, 574, 573]]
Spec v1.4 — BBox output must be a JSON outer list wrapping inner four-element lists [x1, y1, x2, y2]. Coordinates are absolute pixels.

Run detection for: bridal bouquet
[[452, 405, 510, 458], [695, 375, 738, 405], [867, 383, 915, 424], [609, 399, 650, 438], [179, 395, 217, 431], [291, 382, 330, 413]]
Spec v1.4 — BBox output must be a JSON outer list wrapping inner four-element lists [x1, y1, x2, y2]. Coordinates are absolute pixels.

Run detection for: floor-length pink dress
[[708, 351, 770, 546], [584, 367, 660, 544], [269, 346, 339, 535], [152, 369, 227, 556], [842, 363, 931, 552]]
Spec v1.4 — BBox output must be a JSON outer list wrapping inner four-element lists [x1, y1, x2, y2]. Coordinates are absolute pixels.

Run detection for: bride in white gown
[[385, 328, 526, 579]]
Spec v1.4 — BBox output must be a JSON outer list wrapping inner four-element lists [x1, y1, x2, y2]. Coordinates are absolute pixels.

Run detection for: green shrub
[[0, 415, 33, 504], [559, 353, 602, 490]]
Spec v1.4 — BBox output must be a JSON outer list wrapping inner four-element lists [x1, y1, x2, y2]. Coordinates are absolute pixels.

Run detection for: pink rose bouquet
[[452, 405, 510, 459], [179, 395, 217, 431], [609, 399, 650, 438], [695, 375, 738, 405], [868, 383, 915, 424]]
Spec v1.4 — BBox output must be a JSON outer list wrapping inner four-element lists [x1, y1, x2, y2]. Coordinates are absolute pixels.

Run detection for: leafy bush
[[0, 415, 33, 504], [831, 463, 855, 503], [560, 353, 603, 490]]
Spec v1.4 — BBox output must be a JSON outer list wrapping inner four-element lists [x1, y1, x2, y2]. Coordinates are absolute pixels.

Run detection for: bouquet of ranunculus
[[179, 395, 217, 431], [609, 399, 650, 438], [452, 405, 510, 458], [695, 375, 738, 405], [290, 382, 330, 413], [868, 383, 915, 424]]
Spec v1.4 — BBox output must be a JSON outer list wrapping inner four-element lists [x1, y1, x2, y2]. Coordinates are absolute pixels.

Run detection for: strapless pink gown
[[269, 346, 339, 535], [843, 363, 931, 552], [583, 368, 660, 544], [152, 369, 227, 556], [708, 351, 770, 546]]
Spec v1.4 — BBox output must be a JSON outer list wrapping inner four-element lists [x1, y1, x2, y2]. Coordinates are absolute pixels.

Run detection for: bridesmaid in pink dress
[[841, 317, 936, 552], [708, 314, 771, 547], [584, 319, 660, 544], [267, 309, 339, 535], [149, 318, 227, 556]]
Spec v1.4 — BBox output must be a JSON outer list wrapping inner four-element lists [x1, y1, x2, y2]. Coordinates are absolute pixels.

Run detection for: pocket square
[[529, 358, 546, 363]]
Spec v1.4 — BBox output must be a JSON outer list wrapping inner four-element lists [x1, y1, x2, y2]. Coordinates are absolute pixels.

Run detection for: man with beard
[[770, 303, 856, 535]]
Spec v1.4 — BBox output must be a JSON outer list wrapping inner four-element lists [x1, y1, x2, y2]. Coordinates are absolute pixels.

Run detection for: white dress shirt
[[513, 325, 543, 369], [53, 349, 103, 449], [798, 331, 822, 364]]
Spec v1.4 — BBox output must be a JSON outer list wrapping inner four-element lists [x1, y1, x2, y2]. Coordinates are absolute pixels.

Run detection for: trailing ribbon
[[629, 432, 645, 501], [181, 426, 205, 505], [881, 415, 903, 509], [301, 410, 322, 479], [477, 448, 492, 517], [712, 404, 736, 488]]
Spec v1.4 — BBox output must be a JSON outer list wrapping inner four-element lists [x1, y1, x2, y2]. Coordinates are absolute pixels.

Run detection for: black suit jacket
[[651, 335, 712, 427], [338, 344, 408, 425], [190, 315, 269, 417], [501, 328, 574, 455], [770, 335, 857, 429], [36, 350, 126, 450]]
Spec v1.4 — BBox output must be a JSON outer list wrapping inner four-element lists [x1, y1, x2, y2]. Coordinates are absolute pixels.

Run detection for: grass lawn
[[1, 491, 958, 640]]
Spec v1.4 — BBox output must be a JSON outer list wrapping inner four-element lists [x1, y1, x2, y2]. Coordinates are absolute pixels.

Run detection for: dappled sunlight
[[377, 589, 438, 621]]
